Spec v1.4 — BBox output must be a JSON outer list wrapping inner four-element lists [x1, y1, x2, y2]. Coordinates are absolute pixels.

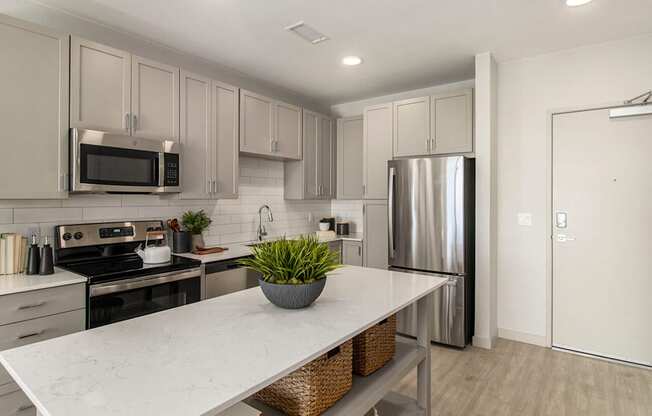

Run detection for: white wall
[[496, 33, 652, 345], [0, 157, 331, 246]]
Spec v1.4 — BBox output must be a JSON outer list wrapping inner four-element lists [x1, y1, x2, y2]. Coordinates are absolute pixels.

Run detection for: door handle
[[125, 113, 130, 132], [16, 330, 45, 340], [556, 234, 576, 242], [388, 166, 396, 258], [132, 114, 138, 131], [17, 301, 45, 310], [426, 137, 430, 152]]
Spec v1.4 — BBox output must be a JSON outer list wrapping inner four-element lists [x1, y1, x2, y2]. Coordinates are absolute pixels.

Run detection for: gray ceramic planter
[[259, 278, 327, 309]]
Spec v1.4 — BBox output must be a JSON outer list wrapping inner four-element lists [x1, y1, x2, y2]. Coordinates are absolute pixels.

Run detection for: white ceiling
[[34, 0, 652, 106]]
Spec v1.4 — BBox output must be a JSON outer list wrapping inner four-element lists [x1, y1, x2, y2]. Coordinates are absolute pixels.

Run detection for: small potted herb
[[239, 236, 341, 309], [181, 209, 212, 249]]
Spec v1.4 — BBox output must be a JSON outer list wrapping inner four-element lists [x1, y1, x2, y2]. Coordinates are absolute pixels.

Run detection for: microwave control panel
[[163, 153, 179, 187]]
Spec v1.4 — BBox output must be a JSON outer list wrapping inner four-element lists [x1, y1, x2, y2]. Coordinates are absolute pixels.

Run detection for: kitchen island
[[0, 266, 445, 416]]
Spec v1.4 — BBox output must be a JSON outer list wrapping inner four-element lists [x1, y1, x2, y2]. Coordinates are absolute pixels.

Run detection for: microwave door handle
[[158, 152, 164, 187]]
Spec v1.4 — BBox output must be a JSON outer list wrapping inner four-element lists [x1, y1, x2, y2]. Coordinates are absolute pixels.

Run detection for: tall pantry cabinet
[[70, 36, 180, 141], [0, 15, 69, 199]]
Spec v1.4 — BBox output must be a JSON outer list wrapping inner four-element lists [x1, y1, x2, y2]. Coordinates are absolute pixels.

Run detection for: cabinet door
[[179, 71, 212, 200], [431, 89, 473, 154], [318, 116, 333, 199], [213, 81, 239, 199], [342, 241, 363, 266], [337, 117, 364, 199], [240, 90, 273, 155], [302, 110, 319, 199], [393, 97, 430, 157], [70, 36, 130, 134], [363, 104, 393, 199], [131, 55, 179, 141], [0, 16, 69, 199], [364, 201, 388, 269], [274, 102, 302, 160]]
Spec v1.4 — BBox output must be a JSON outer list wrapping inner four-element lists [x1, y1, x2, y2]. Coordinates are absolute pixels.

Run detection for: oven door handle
[[89, 268, 201, 297]]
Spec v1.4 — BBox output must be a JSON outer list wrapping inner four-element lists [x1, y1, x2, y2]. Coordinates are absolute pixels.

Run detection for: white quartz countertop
[[0, 268, 87, 296], [0, 266, 446, 416], [175, 233, 364, 264]]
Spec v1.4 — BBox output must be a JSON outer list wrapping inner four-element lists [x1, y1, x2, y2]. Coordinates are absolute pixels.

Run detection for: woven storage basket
[[352, 314, 397, 376], [254, 339, 353, 416]]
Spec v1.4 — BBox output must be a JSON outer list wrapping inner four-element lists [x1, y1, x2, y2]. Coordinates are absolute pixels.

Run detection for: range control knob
[[73, 232, 84, 240], [62, 232, 72, 241]]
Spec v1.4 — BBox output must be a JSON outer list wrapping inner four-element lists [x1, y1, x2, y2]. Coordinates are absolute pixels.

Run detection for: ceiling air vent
[[285, 21, 329, 45]]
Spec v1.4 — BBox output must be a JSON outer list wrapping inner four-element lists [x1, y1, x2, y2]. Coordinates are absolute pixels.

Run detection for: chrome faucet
[[257, 205, 274, 241]]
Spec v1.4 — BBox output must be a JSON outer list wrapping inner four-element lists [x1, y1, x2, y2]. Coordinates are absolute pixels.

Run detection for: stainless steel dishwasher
[[204, 257, 261, 299]]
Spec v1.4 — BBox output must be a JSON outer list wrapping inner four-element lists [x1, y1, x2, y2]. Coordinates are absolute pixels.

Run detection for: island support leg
[[416, 292, 433, 416]]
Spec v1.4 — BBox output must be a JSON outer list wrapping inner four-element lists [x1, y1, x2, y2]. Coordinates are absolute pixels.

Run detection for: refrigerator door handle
[[388, 166, 396, 258]]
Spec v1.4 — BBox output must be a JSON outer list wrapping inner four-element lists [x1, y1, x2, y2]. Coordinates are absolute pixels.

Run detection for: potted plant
[[181, 209, 212, 249], [239, 236, 341, 309]]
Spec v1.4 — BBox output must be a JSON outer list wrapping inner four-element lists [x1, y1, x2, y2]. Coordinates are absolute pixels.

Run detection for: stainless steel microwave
[[70, 128, 180, 194]]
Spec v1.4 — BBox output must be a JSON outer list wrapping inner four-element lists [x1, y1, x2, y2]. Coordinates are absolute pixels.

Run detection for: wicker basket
[[254, 340, 353, 416], [353, 314, 397, 376]]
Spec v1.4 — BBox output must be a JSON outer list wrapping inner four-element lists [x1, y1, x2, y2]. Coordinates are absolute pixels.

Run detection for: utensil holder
[[172, 231, 192, 253]]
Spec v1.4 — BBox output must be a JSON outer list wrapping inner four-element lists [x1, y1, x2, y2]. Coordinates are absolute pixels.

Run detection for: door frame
[[545, 100, 651, 348]]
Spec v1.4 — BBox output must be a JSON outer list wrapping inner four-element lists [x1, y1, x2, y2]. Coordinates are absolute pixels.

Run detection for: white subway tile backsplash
[[13, 207, 83, 224], [0, 157, 331, 244]]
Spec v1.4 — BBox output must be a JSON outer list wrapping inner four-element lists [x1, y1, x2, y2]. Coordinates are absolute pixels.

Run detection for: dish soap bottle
[[39, 235, 54, 275], [26, 234, 40, 275]]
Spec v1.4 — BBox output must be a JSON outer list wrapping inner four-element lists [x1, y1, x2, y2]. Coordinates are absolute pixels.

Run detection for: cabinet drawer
[[0, 284, 85, 326], [0, 309, 85, 386], [342, 241, 363, 266], [0, 383, 35, 416]]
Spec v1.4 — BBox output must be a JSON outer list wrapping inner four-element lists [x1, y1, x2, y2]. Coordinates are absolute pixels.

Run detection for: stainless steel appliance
[[70, 128, 181, 194], [54, 221, 201, 329], [389, 156, 475, 347], [205, 258, 261, 299]]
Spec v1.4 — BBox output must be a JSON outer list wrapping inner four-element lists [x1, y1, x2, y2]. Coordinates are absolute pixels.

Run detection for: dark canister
[[172, 231, 192, 253], [39, 235, 55, 275], [26, 234, 40, 275], [336, 222, 350, 236]]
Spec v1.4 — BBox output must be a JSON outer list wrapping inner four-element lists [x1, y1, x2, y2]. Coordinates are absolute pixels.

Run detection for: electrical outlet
[[518, 213, 533, 227]]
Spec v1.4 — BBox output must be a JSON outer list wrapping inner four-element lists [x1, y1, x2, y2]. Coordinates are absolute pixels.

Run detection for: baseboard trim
[[472, 334, 496, 349], [498, 328, 548, 347]]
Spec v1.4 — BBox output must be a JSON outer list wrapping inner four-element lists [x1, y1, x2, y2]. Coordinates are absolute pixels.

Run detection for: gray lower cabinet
[[337, 117, 364, 199], [204, 260, 261, 299], [0, 15, 69, 199], [284, 111, 334, 200], [0, 283, 86, 415], [327, 241, 342, 263], [364, 201, 389, 269], [342, 241, 363, 266]]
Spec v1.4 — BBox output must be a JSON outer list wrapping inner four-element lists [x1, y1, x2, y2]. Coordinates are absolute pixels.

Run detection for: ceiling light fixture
[[342, 56, 363, 66], [565, 0, 593, 6], [285, 21, 329, 45]]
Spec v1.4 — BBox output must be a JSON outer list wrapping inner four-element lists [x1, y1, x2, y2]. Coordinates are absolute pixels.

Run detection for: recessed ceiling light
[[342, 56, 363, 66], [565, 0, 593, 6]]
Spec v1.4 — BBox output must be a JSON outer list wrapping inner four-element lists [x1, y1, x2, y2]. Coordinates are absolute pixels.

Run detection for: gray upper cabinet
[[284, 111, 333, 200], [240, 90, 302, 160], [240, 89, 274, 155], [70, 36, 130, 135], [363, 103, 393, 199], [0, 15, 69, 199], [431, 89, 473, 154], [393, 97, 430, 157], [212, 81, 239, 199], [274, 102, 302, 160], [179, 71, 212, 200], [131, 55, 180, 141], [337, 116, 364, 200], [71, 37, 180, 141], [180, 71, 238, 200]]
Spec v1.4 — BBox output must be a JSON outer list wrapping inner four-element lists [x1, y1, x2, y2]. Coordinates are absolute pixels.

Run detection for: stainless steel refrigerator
[[389, 156, 474, 347]]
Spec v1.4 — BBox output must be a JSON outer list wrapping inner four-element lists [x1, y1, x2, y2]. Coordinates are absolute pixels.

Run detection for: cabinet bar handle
[[358, 246, 361, 256], [125, 113, 130, 132], [17, 301, 45, 310], [17, 404, 36, 412], [132, 114, 138, 131], [17, 330, 45, 340]]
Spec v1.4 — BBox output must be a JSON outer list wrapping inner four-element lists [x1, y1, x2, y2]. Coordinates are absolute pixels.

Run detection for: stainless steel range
[[54, 221, 201, 329]]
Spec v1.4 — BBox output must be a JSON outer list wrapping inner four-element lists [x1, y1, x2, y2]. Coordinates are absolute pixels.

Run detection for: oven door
[[71, 128, 180, 193], [87, 268, 201, 329]]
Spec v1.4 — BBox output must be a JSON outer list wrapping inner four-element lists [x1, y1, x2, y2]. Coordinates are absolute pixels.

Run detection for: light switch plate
[[518, 213, 533, 226]]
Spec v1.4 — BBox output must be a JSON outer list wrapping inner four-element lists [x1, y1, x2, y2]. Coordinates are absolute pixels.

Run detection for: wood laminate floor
[[394, 338, 652, 416]]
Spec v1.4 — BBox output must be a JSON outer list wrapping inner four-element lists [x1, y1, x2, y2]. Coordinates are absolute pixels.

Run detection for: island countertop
[[0, 266, 446, 416]]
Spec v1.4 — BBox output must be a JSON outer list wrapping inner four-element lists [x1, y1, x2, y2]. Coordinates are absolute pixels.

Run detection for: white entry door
[[552, 106, 652, 367]]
